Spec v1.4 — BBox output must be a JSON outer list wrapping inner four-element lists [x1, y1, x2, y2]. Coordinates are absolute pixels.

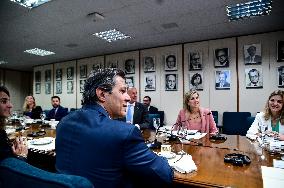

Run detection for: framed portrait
[[45, 69, 51, 82], [244, 43, 262, 65], [125, 76, 134, 88], [92, 62, 104, 71], [165, 73, 178, 91], [215, 70, 230, 90], [189, 52, 202, 70], [45, 82, 51, 94], [67, 80, 74, 94], [277, 66, 284, 88], [214, 48, 229, 68], [144, 56, 155, 72], [189, 72, 203, 91], [55, 81, 62, 94], [67, 67, 74, 80], [80, 79, 86, 93], [35, 71, 41, 82], [145, 75, 156, 91], [106, 61, 118, 69], [245, 68, 263, 89], [124, 59, 135, 74], [55, 68, 62, 81], [80, 65, 87, 78], [277, 41, 284, 62], [164, 54, 177, 71], [35, 83, 41, 94]]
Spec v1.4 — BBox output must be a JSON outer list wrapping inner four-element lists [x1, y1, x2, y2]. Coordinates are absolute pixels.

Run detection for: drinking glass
[[40, 112, 46, 125], [259, 123, 268, 160], [178, 125, 187, 155]]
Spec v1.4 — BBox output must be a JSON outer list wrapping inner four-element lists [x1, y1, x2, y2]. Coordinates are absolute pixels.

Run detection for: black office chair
[[222, 112, 251, 136], [147, 113, 161, 130], [0, 157, 94, 188]]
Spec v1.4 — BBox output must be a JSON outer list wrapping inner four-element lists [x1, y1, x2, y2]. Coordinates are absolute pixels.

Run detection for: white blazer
[[247, 112, 284, 135]]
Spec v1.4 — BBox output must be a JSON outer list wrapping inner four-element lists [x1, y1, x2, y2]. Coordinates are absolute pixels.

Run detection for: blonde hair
[[22, 95, 36, 112], [264, 90, 284, 124], [183, 90, 199, 112]]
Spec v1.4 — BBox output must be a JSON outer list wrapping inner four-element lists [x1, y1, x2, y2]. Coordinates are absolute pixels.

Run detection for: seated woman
[[173, 90, 217, 134], [247, 90, 284, 140], [22, 95, 42, 119], [0, 86, 28, 161]]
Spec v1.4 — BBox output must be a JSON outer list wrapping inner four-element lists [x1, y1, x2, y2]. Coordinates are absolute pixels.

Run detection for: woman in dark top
[[22, 95, 42, 119], [0, 86, 28, 161]]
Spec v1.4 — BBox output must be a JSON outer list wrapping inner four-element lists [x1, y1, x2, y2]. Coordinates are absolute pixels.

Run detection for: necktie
[[126, 104, 132, 124], [54, 108, 58, 118]]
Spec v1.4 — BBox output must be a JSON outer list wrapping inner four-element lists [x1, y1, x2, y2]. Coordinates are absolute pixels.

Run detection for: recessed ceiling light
[[226, 0, 272, 21], [24, 48, 55, 56], [10, 0, 52, 9], [0, 60, 8, 65], [93, 29, 131, 43]]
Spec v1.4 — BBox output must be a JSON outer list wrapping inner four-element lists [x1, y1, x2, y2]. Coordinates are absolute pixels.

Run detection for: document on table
[[261, 166, 284, 188]]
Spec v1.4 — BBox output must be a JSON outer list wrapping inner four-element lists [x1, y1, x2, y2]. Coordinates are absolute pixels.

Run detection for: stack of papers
[[261, 166, 284, 188], [168, 154, 197, 173]]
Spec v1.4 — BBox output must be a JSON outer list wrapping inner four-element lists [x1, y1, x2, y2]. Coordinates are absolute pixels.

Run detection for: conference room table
[[7, 123, 282, 188]]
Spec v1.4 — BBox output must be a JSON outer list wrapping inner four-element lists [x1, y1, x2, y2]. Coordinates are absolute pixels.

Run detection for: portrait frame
[[144, 74, 156, 91], [80, 65, 87, 78], [67, 80, 74, 94], [35, 71, 41, 82], [106, 61, 118, 69], [45, 82, 51, 95], [66, 67, 74, 80], [125, 76, 134, 88], [124, 59, 135, 74], [245, 68, 263, 89], [214, 48, 229, 68], [35, 83, 41, 94], [189, 51, 202, 71], [80, 79, 86, 93], [165, 73, 178, 91], [215, 70, 231, 90], [45, 69, 51, 82], [55, 81, 62, 94], [55, 68, 62, 81], [277, 66, 284, 88], [92, 62, 104, 71], [277, 41, 284, 62], [164, 54, 178, 71], [244, 43, 262, 65], [144, 56, 156, 73], [189, 71, 204, 91]]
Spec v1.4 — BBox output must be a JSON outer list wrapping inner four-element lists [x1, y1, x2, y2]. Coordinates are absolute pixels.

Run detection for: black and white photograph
[[277, 66, 284, 88], [214, 48, 229, 67], [245, 68, 263, 88], [35, 71, 41, 82], [80, 65, 87, 78], [189, 72, 203, 91], [55, 68, 62, 81], [35, 83, 41, 94], [164, 54, 177, 71], [106, 61, 118, 69], [55, 81, 62, 94], [67, 80, 74, 94], [45, 69, 51, 82], [80, 79, 86, 93], [189, 52, 202, 70], [144, 75, 156, 91], [125, 76, 134, 88], [92, 62, 103, 71], [45, 82, 51, 94], [165, 74, 178, 91], [244, 43, 262, 65], [67, 67, 74, 80], [277, 41, 284, 62], [144, 56, 155, 72], [124, 59, 135, 74], [215, 70, 230, 90]]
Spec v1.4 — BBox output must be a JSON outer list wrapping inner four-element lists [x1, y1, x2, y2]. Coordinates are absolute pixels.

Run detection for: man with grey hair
[[56, 68, 173, 188]]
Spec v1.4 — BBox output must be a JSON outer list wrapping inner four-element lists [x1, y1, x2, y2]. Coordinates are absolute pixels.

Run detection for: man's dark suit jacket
[[148, 106, 158, 114], [46, 105, 68, 121], [215, 82, 230, 88]]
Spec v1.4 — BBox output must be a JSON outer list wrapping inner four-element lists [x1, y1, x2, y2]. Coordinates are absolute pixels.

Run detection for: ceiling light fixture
[[24, 48, 55, 56], [0, 60, 8, 65], [10, 0, 52, 9], [87, 12, 105, 22], [93, 29, 131, 43], [226, 0, 272, 21]]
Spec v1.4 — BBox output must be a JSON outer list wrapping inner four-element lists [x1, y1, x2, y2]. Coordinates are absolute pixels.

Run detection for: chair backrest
[[147, 113, 161, 130], [157, 111, 165, 126], [222, 112, 251, 136], [0, 158, 94, 188], [246, 116, 255, 129], [211, 111, 218, 125]]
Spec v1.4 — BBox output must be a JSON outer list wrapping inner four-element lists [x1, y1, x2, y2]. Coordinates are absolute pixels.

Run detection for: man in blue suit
[[46, 96, 68, 121], [56, 69, 173, 188]]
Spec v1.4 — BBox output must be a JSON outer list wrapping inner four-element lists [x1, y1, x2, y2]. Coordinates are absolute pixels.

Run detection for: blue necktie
[[126, 104, 132, 123]]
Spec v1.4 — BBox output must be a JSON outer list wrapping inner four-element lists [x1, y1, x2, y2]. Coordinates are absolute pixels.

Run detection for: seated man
[[143, 96, 158, 114], [46, 96, 68, 121], [55, 69, 173, 188]]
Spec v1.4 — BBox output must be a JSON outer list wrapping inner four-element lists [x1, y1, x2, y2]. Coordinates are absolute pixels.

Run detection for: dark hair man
[[46, 96, 68, 121], [143, 96, 158, 114], [55, 69, 173, 188]]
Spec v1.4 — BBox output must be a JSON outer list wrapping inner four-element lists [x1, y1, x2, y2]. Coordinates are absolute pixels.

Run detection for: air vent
[[65, 43, 78, 48], [161, 22, 178, 29]]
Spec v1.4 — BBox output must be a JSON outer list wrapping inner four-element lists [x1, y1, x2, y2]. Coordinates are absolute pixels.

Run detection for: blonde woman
[[247, 90, 284, 140], [173, 90, 217, 134], [23, 95, 42, 119]]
